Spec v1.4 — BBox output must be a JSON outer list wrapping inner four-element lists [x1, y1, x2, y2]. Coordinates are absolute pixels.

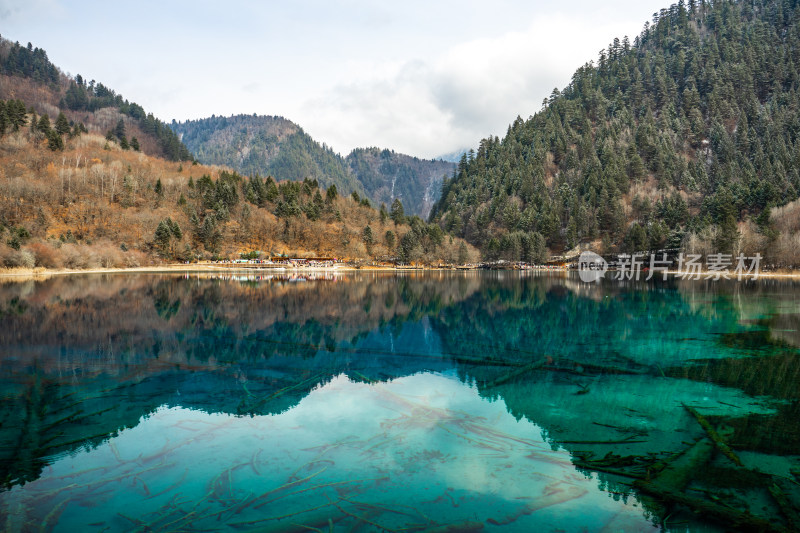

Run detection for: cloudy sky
[[2, 0, 667, 158]]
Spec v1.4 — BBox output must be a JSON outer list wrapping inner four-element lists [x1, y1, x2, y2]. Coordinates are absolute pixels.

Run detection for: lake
[[1, 271, 798, 532]]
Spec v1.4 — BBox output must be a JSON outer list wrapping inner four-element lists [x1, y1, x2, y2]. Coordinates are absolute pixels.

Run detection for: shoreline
[[0, 264, 361, 279], [0, 263, 435, 281], [2, 263, 800, 281]]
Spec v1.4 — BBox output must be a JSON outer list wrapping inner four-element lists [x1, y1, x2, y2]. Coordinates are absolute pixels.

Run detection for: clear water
[[1, 271, 798, 532]]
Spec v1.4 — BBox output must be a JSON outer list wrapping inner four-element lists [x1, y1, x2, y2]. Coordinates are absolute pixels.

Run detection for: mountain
[[171, 114, 364, 197], [346, 147, 454, 219], [430, 0, 800, 267], [171, 115, 455, 218], [0, 43, 477, 269], [0, 117, 474, 267], [0, 38, 192, 162]]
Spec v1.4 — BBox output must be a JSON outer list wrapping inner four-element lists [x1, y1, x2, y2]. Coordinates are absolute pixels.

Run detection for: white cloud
[[298, 12, 658, 159], [3, 0, 669, 159]]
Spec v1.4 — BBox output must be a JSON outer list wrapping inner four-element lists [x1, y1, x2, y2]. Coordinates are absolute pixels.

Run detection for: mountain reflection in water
[[1, 271, 798, 532]]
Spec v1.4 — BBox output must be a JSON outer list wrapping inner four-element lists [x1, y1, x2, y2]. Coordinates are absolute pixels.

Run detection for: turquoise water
[[0, 271, 798, 532]]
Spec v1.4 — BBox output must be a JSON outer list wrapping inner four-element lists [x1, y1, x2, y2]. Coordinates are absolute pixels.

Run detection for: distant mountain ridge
[[172, 115, 454, 218], [171, 114, 363, 197], [346, 147, 454, 219]]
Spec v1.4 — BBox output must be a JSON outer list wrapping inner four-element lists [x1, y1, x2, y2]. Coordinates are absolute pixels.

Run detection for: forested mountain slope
[[0, 119, 476, 268], [431, 0, 800, 265], [346, 147, 454, 218], [0, 38, 192, 161], [172, 115, 455, 218], [172, 114, 363, 197]]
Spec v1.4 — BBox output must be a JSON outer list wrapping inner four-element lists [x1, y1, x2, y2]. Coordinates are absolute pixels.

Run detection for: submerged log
[[451, 355, 525, 367], [573, 462, 646, 479], [635, 481, 790, 533], [647, 437, 715, 491], [556, 357, 651, 375], [633, 434, 716, 521], [769, 481, 800, 525], [235, 509, 345, 532], [634, 426, 793, 532], [483, 359, 547, 388], [560, 438, 647, 445], [683, 404, 743, 466]]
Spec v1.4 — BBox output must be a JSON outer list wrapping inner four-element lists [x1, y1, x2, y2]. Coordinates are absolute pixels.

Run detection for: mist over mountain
[[436, 149, 469, 163]]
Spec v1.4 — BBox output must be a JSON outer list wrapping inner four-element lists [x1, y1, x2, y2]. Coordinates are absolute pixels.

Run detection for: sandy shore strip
[[2, 264, 800, 281], [0, 263, 425, 281]]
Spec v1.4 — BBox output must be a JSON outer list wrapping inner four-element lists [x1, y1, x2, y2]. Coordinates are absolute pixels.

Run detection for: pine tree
[[6, 100, 27, 131], [325, 184, 338, 203], [0, 101, 6, 135], [55, 112, 70, 136], [37, 114, 51, 134], [154, 219, 173, 256], [169, 219, 182, 241], [385, 230, 396, 251], [362, 225, 374, 245], [115, 118, 126, 140], [398, 231, 420, 262], [390, 199, 405, 224], [46, 129, 63, 151]]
